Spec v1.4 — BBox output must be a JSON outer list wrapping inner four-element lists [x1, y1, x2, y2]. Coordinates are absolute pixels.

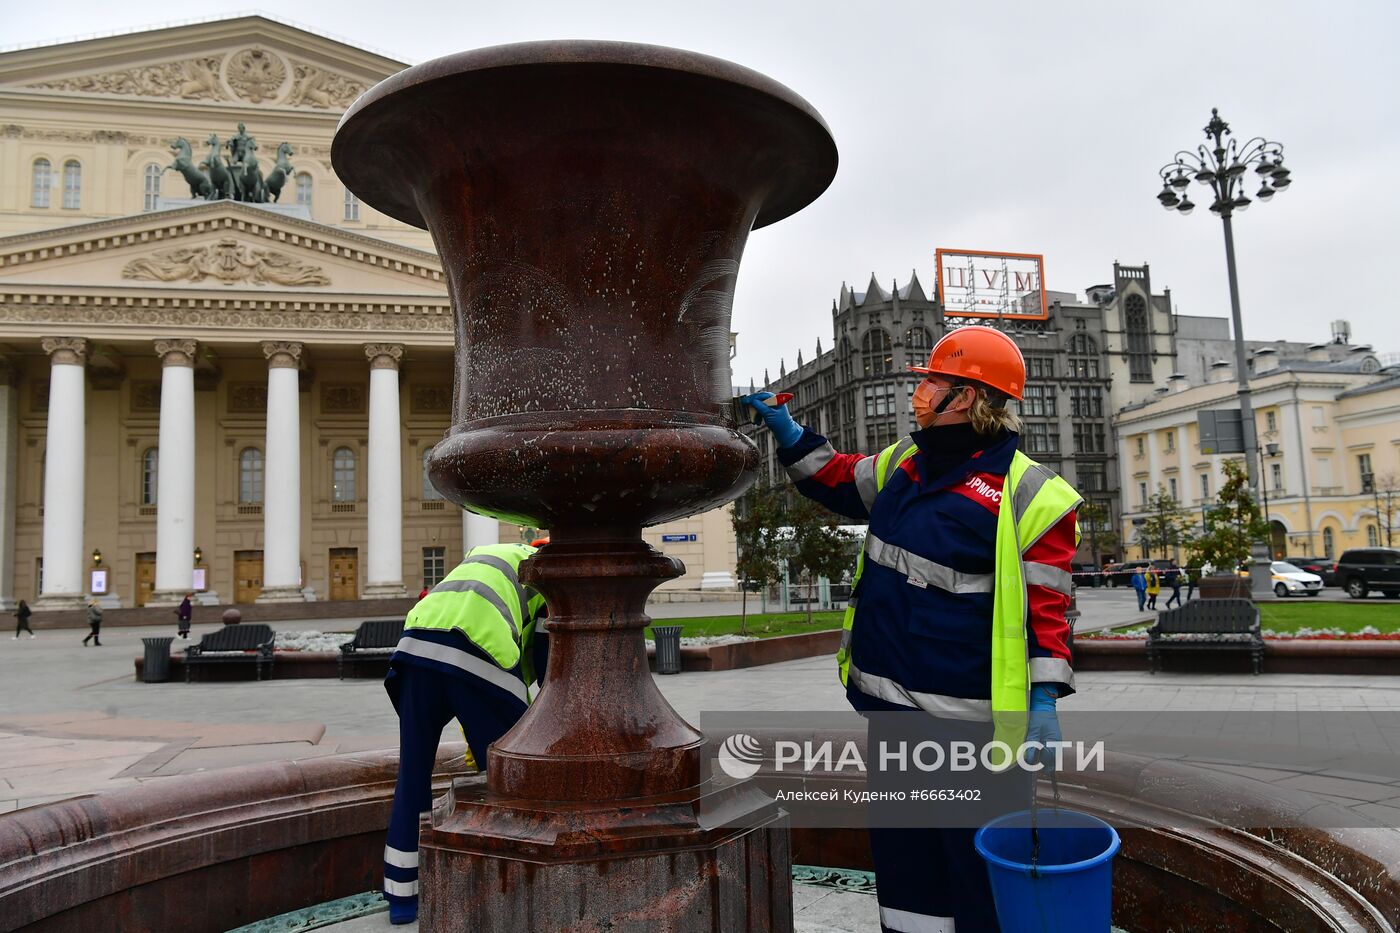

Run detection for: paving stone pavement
[[6, 614, 1400, 822]]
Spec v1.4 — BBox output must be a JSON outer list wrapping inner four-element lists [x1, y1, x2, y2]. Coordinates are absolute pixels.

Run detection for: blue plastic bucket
[[974, 808, 1120, 932]]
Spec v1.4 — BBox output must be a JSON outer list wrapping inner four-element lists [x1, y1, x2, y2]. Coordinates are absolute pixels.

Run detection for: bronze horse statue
[[264, 142, 295, 203], [168, 137, 212, 199], [204, 134, 238, 200], [237, 138, 268, 203]]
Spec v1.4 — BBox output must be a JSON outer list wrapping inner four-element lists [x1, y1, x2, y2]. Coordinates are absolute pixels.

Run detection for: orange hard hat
[[909, 325, 1025, 400]]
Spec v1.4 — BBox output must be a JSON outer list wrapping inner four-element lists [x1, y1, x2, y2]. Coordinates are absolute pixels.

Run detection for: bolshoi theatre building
[[0, 16, 736, 613]]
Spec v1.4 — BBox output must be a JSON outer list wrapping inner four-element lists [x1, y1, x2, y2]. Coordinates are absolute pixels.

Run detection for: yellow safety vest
[[835, 437, 1082, 767], [405, 543, 548, 691]]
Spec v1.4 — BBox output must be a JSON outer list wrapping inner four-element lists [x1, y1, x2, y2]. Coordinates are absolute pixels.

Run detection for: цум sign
[[935, 248, 1048, 321]]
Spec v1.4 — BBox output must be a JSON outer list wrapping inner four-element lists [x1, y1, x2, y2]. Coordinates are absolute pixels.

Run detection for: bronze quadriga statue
[[334, 40, 836, 931]]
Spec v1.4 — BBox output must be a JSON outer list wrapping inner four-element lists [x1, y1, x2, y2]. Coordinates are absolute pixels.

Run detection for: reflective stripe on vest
[[835, 438, 1083, 753], [392, 636, 530, 703], [405, 543, 538, 670], [864, 532, 995, 594], [847, 660, 991, 720], [787, 442, 838, 481]]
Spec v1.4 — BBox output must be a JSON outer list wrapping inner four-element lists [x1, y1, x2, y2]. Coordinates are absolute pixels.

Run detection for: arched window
[[1068, 333, 1099, 378], [295, 172, 313, 206], [839, 337, 853, 381], [861, 329, 893, 377], [1368, 524, 1380, 547], [143, 163, 162, 211], [422, 448, 443, 500], [904, 326, 933, 368], [61, 161, 81, 210], [343, 188, 360, 221], [1125, 294, 1152, 382], [239, 447, 264, 503], [141, 447, 159, 505], [1322, 527, 1335, 559], [31, 158, 51, 208], [332, 446, 357, 502]]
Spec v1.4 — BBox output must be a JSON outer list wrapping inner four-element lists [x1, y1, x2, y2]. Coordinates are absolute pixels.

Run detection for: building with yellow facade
[[0, 16, 736, 612], [1114, 341, 1397, 563]]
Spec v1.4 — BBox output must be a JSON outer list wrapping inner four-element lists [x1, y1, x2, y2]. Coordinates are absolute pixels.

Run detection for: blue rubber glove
[[1027, 684, 1063, 770], [741, 392, 802, 448]]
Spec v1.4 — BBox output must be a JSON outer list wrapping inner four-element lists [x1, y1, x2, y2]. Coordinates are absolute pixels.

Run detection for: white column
[[258, 341, 304, 602], [150, 339, 197, 605], [463, 510, 498, 556], [36, 337, 87, 610], [364, 344, 406, 597], [0, 360, 17, 611]]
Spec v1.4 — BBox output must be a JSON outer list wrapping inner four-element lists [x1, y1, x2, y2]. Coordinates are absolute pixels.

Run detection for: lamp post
[[1156, 109, 1292, 591], [1364, 471, 1381, 546], [1260, 442, 1279, 555]]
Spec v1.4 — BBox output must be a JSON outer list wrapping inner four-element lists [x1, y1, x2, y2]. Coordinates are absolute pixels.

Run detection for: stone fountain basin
[[2, 740, 1399, 931]]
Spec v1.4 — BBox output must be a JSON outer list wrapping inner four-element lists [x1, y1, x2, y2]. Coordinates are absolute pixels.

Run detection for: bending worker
[[745, 325, 1081, 932], [381, 541, 549, 925]]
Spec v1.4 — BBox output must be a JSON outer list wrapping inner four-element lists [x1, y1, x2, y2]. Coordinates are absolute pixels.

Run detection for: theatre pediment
[[0, 16, 402, 112]]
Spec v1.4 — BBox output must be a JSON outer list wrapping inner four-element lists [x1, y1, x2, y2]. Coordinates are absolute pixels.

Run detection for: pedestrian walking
[[1186, 567, 1196, 601], [82, 600, 103, 646], [1165, 567, 1183, 609], [177, 594, 193, 638], [14, 599, 34, 639], [1131, 569, 1147, 611], [1146, 569, 1161, 610], [416, 585, 429, 601]]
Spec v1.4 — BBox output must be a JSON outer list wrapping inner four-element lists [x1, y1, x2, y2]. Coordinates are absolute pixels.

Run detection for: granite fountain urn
[[332, 41, 837, 931]]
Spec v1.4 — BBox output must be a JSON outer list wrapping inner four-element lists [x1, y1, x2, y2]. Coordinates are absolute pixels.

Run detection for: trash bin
[[142, 636, 175, 683], [652, 625, 684, 675]]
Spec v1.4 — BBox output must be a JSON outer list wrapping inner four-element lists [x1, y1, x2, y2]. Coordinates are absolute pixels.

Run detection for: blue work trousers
[[381, 663, 527, 907], [867, 714, 1033, 932]]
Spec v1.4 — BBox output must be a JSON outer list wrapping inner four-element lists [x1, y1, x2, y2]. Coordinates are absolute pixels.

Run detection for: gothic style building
[[0, 17, 733, 611], [744, 262, 1182, 563]]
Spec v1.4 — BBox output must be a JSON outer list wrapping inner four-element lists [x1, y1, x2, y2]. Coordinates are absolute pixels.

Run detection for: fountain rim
[[332, 38, 838, 231]]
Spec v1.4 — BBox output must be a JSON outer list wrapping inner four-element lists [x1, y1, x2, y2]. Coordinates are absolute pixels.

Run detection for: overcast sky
[[6, 1, 1398, 384]]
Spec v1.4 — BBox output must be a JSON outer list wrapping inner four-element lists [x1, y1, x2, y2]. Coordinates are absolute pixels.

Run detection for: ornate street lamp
[[1157, 108, 1293, 589]]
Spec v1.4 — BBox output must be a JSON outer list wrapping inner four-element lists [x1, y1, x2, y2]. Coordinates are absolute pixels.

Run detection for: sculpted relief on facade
[[24, 48, 368, 110], [122, 238, 332, 287]]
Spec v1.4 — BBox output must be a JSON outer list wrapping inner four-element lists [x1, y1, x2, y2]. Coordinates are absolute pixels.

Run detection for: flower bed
[[1084, 626, 1400, 641]]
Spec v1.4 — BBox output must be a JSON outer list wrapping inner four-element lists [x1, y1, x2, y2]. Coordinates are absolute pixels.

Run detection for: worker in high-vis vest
[[381, 541, 549, 925], [744, 325, 1081, 932]]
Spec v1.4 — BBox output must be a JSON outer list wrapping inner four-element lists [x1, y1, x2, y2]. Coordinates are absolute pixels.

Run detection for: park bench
[[1146, 598, 1263, 675], [184, 624, 276, 682], [338, 618, 405, 679]]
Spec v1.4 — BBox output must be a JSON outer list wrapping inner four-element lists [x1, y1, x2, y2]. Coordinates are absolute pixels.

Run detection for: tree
[[1374, 473, 1398, 548], [785, 493, 857, 625], [1138, 486, 1192, 562], [731, 481, 787, 634], [1189, 459, 1269, 574], [1078, 501, 1119, 565]]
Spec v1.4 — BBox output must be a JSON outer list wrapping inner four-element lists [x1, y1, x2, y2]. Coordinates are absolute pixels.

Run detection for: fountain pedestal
[[333, 40, 837, 930]]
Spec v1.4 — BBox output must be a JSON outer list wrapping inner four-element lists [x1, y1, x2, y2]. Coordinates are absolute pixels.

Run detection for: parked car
[[1270, 560, 1323, 597], [1071, 563, 1102, 587], [1335, 548, 1400, 599], [1289, 556, 1337, 586]]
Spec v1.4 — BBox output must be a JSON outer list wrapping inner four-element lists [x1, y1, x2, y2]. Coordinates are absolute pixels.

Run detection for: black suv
[[1336, 548, 1400, 599]]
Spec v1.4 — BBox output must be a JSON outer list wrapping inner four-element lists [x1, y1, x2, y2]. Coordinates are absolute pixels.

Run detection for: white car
[[1271, 561, 1323, 598]]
